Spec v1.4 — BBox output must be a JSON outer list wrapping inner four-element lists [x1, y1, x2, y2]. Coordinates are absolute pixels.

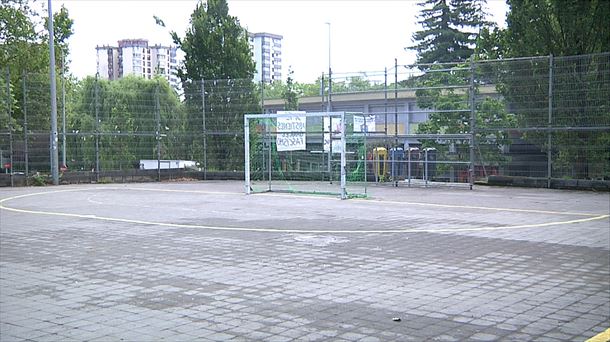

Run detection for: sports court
[[1, 181, 609, 341]]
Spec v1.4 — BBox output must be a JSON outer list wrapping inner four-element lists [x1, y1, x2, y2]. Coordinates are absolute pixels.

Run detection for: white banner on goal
[[353, 115, 375, 133], [323, 116, 343, 153], [276, 111, 306, 152]]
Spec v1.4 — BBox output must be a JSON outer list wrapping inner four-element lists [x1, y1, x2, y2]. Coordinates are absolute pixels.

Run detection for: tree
[[484, 0, 610, 179], [282, 67, 299, 110], [415, 65, 515, 171], [410, 0, 488, 65], [70, 76, 184, 171], [409, 0, 513, 179], [171, 0, 254, 81], [169, 0, 258, 171], [1, 0, 75, 174], [504, 0, 609, 58]]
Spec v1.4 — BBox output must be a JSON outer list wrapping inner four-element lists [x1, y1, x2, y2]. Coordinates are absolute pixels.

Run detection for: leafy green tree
[[261, 81, 286, 100], [504, 0, 609, 57], [415, 65, 515, 166], [171, 0, 254, 81], [409, 0, 512, 177], [169, 0, 258, 171], [70, 76, 184, 171], [1, 0, 75, 174], [1, 0, 74, 132], [282, 67, 299, 110], [410, 0, 488, 65], [480, 0, 610, 179]]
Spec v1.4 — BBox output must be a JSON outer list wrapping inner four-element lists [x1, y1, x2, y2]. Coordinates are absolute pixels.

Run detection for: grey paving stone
[[1, 183, 608, 341]]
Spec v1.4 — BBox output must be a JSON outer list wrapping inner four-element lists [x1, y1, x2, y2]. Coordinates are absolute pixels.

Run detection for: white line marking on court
[[255, 192, 601, 217], [0, 187, 608, 234]]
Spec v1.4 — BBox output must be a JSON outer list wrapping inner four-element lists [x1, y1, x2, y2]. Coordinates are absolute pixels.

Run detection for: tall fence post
[[47, 0, 59, 185], [325, 73, 332, 184], [340, 111, 346, 199], [6, 67, 13, 187], [201, 79, 207, 180], [394, 58, 398, 145], [155, 82, 161, 182], [261, 81, 272, 190], [547, 54, 554, 188], [244, 115, 250, 194], [94, 74, 100, 183], [384, 67, 388, 135], [61, 51, 67, 169], [22, 72, 29, 185], [469, 58, 476, 190]]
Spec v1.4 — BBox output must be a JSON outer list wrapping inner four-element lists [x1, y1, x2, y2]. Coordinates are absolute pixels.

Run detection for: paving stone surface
[[0, 182, 609, 341]]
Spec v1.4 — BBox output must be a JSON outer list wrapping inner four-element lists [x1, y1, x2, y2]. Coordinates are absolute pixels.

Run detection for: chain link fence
[[1, 53, 608, 189]]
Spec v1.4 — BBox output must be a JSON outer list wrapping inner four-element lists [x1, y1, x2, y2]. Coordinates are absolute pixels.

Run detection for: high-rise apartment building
[[248, 32, 283, 83], [96, 39, 181, 91]]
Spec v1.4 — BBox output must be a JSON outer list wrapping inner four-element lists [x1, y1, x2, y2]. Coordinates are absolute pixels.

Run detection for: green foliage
[[1, 0, 74, 137], [414, 65, 515, 165], [410, 0, 489, 65], [172, 0, 254, 81], [481, 0, 610, 179], [1, 1, 73, 74], [504, 0, 610, 57], [262, 75, 385, 101], [70, 76, 184, 171], [31, 173, 47, 186], [171, 0, 259, 171], [282, 67, 299, 110]]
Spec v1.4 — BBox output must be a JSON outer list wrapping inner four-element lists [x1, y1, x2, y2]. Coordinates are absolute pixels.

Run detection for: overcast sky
[[55, 0, 509, 83]]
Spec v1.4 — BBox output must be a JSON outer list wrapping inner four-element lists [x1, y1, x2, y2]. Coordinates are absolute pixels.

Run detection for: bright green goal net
[[244, 111, 369, 199]]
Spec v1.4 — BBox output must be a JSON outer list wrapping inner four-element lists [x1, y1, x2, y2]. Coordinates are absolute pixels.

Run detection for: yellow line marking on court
[[586, 328, 610, 342], [1, 188, 608, 234], [361, 198, 600, 217]]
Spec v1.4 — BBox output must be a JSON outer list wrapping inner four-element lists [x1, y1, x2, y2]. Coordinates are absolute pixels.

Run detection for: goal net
[[244, 111, 369, 199]]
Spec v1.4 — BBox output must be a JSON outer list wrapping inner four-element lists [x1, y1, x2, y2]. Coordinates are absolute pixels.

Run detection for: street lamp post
[[47, 0, 59, 185], [325, 22, 332, 183], [325, 22, 331, 112]]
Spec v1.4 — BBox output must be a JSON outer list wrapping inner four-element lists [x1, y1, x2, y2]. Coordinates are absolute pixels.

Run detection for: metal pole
[[324, 23, 333, 187], [260, 80, 264, 112], [6, 68, 13, 186], [364, 127, 367, 195], [267, 113, 272, 191], [407, 147, 411, 187], [201, 79, 207, 180], [320, 73, 325, 112], [47, 0, 59, 185], [320, 73, 326, 181], [328, 114, 332, 184], [384, 67, 388, 135], [155, 82, 161, 182], [244, 115, 251, 194], [468, 59, 476, 190], [262, 82, 271, 191], [326, 22, 332, 112], [61, 51, 66, 169], [340, 111, 346, 199], [94, 75, 100, 182], [22, 72, 29, 185], [547, 54, 553, 189], [394, 58, 398, 146], [425, 149, 428, 187]]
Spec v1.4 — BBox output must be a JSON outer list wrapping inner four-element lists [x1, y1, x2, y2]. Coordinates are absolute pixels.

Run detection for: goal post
[[244, 111, 368, 199]]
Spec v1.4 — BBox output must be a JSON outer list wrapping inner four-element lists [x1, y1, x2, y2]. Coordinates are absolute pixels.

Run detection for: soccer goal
[[244, 111, 369, 199]]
